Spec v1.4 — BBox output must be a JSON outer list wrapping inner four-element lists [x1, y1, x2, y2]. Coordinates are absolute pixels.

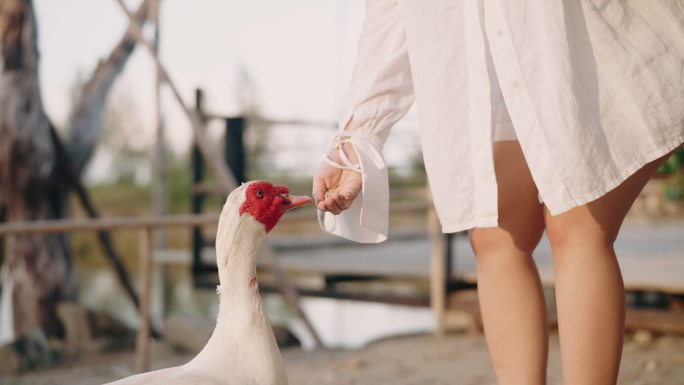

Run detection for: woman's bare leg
[[470, 141, 547, 385], [544, 150, 676, 385]]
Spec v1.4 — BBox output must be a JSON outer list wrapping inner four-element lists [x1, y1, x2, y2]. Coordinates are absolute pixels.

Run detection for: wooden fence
[[0, 201, 456, 372], [0, 214, 219, 372]]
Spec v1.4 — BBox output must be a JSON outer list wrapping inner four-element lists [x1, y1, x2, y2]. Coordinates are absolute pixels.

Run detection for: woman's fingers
[[332, 192, 352, 210], [338, 181, 361, 203], [317, 192, 352, 215], [312, 174, 330, 205], [328, 198, 344, 214], [313, 163, 362, 215], [328, 193, 347, 213], [320, 198, 341, 214]]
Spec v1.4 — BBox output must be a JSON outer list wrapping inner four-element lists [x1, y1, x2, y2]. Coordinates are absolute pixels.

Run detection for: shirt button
[[511, 81, 520, 89], [494, 29, 503, 37]]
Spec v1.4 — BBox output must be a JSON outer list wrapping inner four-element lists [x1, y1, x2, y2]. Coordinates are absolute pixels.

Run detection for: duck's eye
[[255, 190, 264, 199]]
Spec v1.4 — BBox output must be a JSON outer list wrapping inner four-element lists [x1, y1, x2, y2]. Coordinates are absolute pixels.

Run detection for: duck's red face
[[239, 181, 311, 232]]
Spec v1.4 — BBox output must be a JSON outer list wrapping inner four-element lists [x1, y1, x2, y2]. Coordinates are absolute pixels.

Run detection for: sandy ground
[[1, 332, 683, 385]]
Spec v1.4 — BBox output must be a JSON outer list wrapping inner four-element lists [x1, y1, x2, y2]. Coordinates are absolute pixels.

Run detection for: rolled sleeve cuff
[[317, 131, 389, 243]]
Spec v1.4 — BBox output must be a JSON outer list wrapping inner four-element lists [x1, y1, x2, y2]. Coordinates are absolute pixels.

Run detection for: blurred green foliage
[[658, 146, 684, 175], [657, 146, 684, 200]]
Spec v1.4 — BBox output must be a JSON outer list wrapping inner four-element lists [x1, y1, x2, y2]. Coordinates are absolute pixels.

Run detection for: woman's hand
[[313, 143, 362, 215]]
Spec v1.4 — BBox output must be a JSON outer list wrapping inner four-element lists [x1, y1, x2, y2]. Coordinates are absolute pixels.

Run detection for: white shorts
[[488, 53, 542, 203], [492, 93, 517, 141], [489, 52, 518, 142]]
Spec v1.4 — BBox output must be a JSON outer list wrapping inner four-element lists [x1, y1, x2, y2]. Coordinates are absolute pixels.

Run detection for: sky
[[33, 0, 420, 182]]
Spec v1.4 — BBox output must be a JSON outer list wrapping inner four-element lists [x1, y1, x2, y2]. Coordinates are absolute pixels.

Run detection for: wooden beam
[[135, 227, 154, 372], [0, 213, 219, 235], [258, 284, 431, 307], [111, 0, 329, 348], [150, 0, 167, 248], [626, 309, 684, 335], [112, 0, 237, 193], [261, 248, 324, 348], [49, 125, 162, 339], [428, 202, 447, 336]]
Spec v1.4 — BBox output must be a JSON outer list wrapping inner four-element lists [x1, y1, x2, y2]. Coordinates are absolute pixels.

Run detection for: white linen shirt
[[319, 0, 684, 243]]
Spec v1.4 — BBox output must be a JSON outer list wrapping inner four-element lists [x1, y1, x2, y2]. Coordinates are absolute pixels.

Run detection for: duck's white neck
[[190, 213, 286, 384], [215, 213, 266, 306], [212, 212, 269, 335]]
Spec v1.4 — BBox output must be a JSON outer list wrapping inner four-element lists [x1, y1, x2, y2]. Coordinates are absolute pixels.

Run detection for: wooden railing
[[0, 214, 219, 235], [0, 214, 220, 372], [0, 200, 453, 372]]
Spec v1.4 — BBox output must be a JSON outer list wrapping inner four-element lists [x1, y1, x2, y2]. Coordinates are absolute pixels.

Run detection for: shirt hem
[[441, 216, 498, 233], [546, 134, 684, 216]]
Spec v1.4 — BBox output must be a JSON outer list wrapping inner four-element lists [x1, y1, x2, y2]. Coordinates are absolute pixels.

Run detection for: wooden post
[[191, 90, 207, 276], [225, 117, 246, 184], [136, 227, 154, 372], [261, 248, 324, 348], [0, 235, 15, 345], [151, 0, 167, 249], [428, 200, 447, 336]]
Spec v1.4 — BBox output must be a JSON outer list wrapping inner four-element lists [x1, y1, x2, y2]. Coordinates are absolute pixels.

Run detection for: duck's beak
[[281, 194, 312, 211]]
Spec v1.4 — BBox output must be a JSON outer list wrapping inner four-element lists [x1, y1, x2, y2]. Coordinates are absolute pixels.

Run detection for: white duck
[[105, 181, 311, 385]]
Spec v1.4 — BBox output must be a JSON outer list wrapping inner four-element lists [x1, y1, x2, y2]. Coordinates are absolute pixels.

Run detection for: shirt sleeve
[[318, 0, 415, 243]]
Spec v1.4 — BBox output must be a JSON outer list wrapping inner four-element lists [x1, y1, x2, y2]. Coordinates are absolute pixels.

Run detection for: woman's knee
[[476, 141, 545, 258], [470, 223, 544, 259], [544, 207, 615, 257], [546, 148, 676, 254]]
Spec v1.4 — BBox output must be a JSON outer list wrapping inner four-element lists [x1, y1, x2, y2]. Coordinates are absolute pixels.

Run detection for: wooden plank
[[135, 228, 154, 373], [151, 0, 167, 249], [0, 201, 430, 236], [260, 248, 324, 348], [112, 0, 237, 194], [428, 204, 447, 336], [154, 226, 684, 295], [626, 309, 684, 334], [0, 214, 219, 235], [259, 284, 430, 307]]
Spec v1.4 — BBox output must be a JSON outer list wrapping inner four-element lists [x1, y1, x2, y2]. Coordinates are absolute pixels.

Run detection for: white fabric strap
[[317, 131, 389, 243], [324, 132, 385, 170], [323, 140, 362, 173]]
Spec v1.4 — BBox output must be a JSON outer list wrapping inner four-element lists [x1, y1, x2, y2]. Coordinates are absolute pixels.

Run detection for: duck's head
[[217, 181, 311, 256], [216, 181, 311, 288], [236, 181, 311, 232], [215, 181, 310, 298]]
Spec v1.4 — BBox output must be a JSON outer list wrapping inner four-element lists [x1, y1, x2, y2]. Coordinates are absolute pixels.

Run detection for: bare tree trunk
[[0, 0, 74, 340], [0, 0, 149, 358], [67, 1, 149, 174]]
